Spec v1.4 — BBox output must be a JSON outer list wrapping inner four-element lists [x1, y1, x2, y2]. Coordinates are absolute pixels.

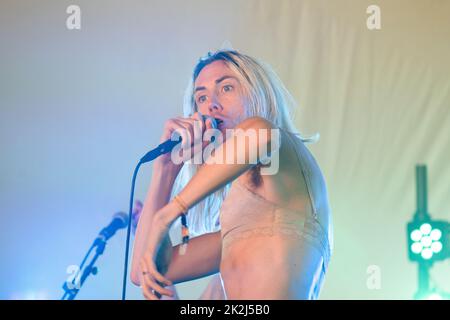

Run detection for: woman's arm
[[165, 231, 222, 284], [131, 166, 223, 287], [131, 112, 227, 287], [159, 116, 279, 226], [130, 162, 179, 285]]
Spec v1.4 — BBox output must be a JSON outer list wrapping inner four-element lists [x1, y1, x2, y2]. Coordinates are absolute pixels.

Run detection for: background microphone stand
[[61, 212, 130, 300], [61, 237, 107, 300]]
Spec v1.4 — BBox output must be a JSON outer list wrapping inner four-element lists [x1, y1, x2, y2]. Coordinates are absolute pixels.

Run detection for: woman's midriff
[[219, 233, 322, 299]]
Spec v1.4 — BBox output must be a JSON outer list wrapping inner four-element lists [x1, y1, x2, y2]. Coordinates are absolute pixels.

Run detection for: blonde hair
[[171, 49, 318, 236]]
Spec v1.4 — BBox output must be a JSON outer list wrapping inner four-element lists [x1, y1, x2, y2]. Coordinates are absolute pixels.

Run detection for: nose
[[208, 95, 223, 114]]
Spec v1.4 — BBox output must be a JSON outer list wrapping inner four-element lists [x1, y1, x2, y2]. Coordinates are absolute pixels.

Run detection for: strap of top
[[279, 128, 318, 219]]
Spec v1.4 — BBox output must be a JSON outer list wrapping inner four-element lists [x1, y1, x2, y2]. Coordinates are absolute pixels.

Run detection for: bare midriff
[[219, 232, 321, 299]]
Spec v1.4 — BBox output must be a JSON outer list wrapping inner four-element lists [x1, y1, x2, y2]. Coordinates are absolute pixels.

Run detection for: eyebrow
[[194, 75, 238, 93]]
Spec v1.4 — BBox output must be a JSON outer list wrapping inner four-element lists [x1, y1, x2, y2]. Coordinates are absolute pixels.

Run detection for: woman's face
[[194, 60, 246, 133]]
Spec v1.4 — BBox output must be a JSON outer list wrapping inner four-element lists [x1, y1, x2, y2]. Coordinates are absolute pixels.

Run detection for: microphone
[[139, 117, 223, 164], [96, 212, 129, 242]]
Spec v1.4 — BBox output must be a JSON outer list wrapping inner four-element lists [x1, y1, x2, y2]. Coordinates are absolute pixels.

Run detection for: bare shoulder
[[239, 125, 313, 211]]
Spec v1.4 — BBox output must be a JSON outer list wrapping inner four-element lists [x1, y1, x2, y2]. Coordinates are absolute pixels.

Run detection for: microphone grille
[[113, 212, 129, 228]]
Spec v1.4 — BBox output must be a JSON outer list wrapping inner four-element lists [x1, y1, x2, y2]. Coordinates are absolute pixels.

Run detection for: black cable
[[121, 135, 183, 300], [121, 160, 142, 300]]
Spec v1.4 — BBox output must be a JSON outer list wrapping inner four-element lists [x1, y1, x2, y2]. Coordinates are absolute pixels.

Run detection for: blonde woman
[[131, 50, 333, 300]]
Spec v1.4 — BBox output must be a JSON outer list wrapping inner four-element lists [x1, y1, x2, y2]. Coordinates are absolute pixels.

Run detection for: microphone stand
[[61, 237, 107, 300]]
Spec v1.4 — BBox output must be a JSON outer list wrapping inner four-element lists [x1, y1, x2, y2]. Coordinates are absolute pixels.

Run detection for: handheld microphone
[[97, 212, 129, 242], [139, 117, 223, 164]]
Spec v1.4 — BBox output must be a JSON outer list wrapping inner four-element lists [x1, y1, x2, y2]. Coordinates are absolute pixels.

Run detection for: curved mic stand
[[61, 237, 107, 300]]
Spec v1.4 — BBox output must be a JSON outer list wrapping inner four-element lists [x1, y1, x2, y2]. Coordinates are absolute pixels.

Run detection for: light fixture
[[407, 220, 448, 263]]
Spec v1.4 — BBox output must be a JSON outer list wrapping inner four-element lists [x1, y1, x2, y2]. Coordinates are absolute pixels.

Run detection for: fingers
[[205, 117, 214, 130], [191, 112, 206, 131], [176, 112, 218, 143], [193, 112, 214, 130], [163, 112, 213, 144], [164, 113, 219, 163], [143, 275, 174, 297], [139, 259, 173, 300], [142, 282, 160, 300], [140, 258, 172, 286], [163, 118, 195, 146], [173, 118, 195, 149]]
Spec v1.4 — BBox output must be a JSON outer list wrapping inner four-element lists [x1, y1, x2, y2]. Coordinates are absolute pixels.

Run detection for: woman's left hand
[[139, 203, 180, 300]]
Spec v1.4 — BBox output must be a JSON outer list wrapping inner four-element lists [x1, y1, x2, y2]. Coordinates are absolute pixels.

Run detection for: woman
[[131, 49, 333, 300]]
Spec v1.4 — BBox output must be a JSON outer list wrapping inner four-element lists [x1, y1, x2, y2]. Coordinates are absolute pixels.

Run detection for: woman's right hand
[[155, 112, 217, 174]]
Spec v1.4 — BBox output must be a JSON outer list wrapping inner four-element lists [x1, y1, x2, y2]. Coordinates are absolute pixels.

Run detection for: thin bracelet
[[173, 195, 189, 213]]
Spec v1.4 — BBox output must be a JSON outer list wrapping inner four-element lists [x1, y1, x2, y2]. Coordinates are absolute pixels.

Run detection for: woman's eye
[[223, 85, 233, 92], [197, 95, 207, 103]]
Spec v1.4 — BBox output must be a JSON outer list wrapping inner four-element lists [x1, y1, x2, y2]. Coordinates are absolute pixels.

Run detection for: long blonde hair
[[170, 49, 318, 236]]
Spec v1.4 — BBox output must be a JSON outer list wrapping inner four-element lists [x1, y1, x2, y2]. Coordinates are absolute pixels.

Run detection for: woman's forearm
[[160, 116, 278, 226], [131, 163, 179, 283], [165, 231, 222, 285]]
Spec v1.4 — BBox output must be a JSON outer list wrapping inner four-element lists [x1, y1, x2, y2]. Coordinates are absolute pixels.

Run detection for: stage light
[[408, 165, 449, 300], [411, 242, 422, 254], [421, 248, 433, 260], [410, 229, 422, 242], [420, 223, 432, 235], [431, 241, 442, 253], [407, 220, 449, 263], [430, 229, 442, 241], [426, 293, 443, 300]]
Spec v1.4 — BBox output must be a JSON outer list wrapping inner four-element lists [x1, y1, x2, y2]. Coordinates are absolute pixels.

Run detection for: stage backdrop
[[0, 0, 449, 299]]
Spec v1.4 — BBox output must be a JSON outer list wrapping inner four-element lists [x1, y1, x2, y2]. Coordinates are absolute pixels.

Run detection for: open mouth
[[214, 118, 225, 130]]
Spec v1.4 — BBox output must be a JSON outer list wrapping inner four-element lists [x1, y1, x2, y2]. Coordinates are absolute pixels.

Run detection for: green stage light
[[408, 165, 449, 299], [411, 229, 422, 242], [431, 241, 442, 253], [421, 248, 433, 260], [420, 235, 432, 247], [407, 220, 449, 263], [411, 242, 422, 254], [430, 229, 441, 241], [420, 223, 432, 235]]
